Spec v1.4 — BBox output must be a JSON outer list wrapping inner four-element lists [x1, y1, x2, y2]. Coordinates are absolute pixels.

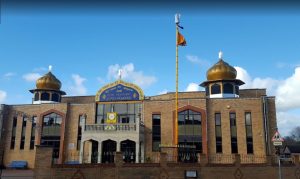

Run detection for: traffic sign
[[272, 130, 284, 142]]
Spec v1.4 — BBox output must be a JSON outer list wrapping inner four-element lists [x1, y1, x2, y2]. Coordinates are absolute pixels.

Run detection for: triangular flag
[[177, 31, 187, 46]]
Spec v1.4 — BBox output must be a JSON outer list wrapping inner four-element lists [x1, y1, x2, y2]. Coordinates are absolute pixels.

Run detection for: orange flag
[[177, 31, 186, 46]]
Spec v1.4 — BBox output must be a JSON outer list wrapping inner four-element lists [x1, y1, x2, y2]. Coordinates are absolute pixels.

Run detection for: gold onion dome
[[207, 52, 237, 81], [36, 70, 61, 91]]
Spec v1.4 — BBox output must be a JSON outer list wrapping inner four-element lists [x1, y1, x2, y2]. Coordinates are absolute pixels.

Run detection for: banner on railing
[[159, 144, 196, 149], [107, 112, 117, 124]]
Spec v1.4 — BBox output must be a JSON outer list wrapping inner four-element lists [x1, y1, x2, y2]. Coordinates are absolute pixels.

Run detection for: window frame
[[215, 113, 222, 153]]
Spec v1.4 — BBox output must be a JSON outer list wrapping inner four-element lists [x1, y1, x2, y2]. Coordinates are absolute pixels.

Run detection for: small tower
[[200, 52, 244, 98], [29, 66, 66, 104]]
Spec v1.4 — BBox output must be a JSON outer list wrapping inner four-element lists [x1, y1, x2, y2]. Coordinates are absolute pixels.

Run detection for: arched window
[[52, 93, 59, 102], [211, 84, 221, 94], [34, 92, 39, 101], [178, 109, 202, 162], [223, 83, 234, 93], [41, 92, 50, 101], [41, 113, 62, 161]]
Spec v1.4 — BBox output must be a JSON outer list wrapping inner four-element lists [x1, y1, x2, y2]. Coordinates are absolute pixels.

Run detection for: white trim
[[209, 93, 239, 98], [33, 100, 59, 104]]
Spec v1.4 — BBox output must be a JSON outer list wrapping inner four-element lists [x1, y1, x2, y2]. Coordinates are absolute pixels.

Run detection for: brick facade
[[0, 88, 277, 169]]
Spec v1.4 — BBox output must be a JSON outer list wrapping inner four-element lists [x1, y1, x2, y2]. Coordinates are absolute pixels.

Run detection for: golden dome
[[207, 59, 237, 81], [36, 72, 61, 90]]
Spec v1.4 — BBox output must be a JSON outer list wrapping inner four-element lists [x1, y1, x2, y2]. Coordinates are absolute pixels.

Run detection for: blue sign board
[[99, 84, 140, 102]]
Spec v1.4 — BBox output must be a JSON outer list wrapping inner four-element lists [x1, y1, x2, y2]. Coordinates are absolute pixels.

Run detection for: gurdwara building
[[0, 54, 277, 168]]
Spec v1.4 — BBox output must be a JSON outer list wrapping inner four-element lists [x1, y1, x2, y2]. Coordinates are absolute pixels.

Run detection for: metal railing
[[55, 152, 299, 166], [85, 123, 139, 132]]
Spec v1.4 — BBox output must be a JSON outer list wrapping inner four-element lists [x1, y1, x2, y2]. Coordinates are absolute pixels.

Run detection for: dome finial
[[49, 65, 52, 72], [218, 51, 223, 60], [118, 69, 122, 80]]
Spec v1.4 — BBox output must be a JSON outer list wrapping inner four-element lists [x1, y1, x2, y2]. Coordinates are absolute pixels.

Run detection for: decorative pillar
[[79, 140, 84, 163], [88, 141, 92, 163], [79, 117, 86, 163], [98, 140, 102, 163], [135, 141, 140, 163], [117, 141, 121, 152]]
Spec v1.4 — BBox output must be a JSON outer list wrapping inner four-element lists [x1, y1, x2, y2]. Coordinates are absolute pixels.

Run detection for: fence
[[208, 154, 235, 164], [53, 150, 300, 166], [240, 154, 267, 164]]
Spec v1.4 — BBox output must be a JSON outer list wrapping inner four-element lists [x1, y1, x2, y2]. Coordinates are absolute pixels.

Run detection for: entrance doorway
[[121, 140, 136, 163], [91, 140, 98, 164], [102, 140, 116, 163]]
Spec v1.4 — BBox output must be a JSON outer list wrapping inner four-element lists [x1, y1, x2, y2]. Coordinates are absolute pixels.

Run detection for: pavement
[[0, 169, 34, 179]]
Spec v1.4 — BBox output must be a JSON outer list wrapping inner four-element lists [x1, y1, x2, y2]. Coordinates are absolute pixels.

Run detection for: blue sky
[[1, 5, 300, 136]]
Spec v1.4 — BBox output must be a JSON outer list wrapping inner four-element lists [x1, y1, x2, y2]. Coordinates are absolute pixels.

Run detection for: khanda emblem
[[133, 93, 137, 98]]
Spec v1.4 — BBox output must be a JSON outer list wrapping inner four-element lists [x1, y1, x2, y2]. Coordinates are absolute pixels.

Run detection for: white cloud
[[69, 74, 87, 96], [186, 55, 210, 67], [235, 66, 300, 111], [22, 73, 42, 82], [158, 89, 168, 95], [235, 66, 252, 89], [107, 63, 157, 88], [235, 66, 300, 136], [3, 72, 16, 79], [185, 83, 200, 92], [0, 90, 7, 103], [277, 111, 300, 137], [276, 67, 300, 111], [235, 66, 280, 95]]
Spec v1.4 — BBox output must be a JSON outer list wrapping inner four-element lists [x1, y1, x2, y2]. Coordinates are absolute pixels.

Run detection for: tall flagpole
[[175, 14, 179, 146]]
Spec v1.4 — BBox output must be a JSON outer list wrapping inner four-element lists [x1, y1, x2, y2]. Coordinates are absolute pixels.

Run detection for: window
[[41, 92, 50, 100], [211, 84, 221, 94], [77, 115, 85, 150], [215, 113, 222, 153], [10, 117, 17, 149], [245, 112, 253, 154], [52, 93, 59, 102], [20, 116, 27, 150], [30, 116, 37, 149], [152, 114, 161, 152], [96, 103, 141, 124], [178, 110, 202, 162], [41, 113, 62, 160], [230, 112, 238, 153], [223, 83, 234, 93]]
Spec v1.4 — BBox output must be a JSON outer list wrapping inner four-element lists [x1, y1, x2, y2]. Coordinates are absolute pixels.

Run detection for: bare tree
[[290, 126, 300, 142], [284, 126, 300, 145]]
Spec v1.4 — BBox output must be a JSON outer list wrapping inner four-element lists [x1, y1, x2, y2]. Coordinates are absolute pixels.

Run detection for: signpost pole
[[278, 153, 282, 179], [272, 129, 284, 179]]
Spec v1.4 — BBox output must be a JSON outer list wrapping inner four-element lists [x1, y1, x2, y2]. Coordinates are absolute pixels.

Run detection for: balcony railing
[[84, 123, 144, 132]]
